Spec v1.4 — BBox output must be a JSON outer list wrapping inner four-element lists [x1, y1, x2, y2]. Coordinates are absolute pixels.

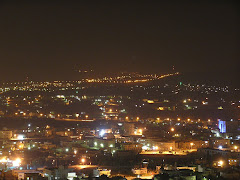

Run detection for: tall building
[[218, 120, 226, 133]]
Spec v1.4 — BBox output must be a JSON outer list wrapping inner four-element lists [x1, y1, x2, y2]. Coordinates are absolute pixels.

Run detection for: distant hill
[[177, 71, 239, 87]]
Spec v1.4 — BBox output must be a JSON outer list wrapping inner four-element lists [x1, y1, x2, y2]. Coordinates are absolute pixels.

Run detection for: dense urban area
[[0, 72, 239, 180]]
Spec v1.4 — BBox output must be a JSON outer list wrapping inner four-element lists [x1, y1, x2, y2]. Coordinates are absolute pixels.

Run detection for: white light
[[17, 135, 24, 140], [99, 130, 105, 137], [142, 145, 149, 150], [12, 158, 21, 167], [219, 146, 223, 149]]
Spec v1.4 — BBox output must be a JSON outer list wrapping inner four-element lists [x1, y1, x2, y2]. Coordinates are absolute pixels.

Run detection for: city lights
[[0, 1, 237, 179], [12, 158, 21, 167]]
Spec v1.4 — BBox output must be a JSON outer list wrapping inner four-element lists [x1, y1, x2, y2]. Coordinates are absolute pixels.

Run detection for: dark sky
[[0, 1, 239, 81]]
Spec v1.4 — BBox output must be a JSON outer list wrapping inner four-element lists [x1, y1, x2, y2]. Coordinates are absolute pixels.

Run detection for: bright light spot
[[12, 158, 21, 167], [218, 160, 224, 166], [81, 158, 85, 163], [19, 144, 24, 149], [218, 146, 223, 149], [99, 130, 105, 137], [0, 157, 7, 163], [142, 146, 149, 150], [17, 135, 24, 140]]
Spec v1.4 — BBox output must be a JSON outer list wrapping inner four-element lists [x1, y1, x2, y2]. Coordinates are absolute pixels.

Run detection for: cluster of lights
[[0, 157, 21, 167]]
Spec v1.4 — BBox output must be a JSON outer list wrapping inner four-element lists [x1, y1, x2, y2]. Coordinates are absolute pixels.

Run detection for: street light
[[218, 160, 224, 167], [74, 150, 77, 154], [81, 158, 85, 164], [190, 143, 194, 149]]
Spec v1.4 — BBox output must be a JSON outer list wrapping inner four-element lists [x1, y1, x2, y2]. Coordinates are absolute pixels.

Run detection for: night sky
[[0, 1, 239, 81]]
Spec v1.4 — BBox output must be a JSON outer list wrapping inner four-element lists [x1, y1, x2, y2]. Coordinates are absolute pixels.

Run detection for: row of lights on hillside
[[124, 117, 211, 122]]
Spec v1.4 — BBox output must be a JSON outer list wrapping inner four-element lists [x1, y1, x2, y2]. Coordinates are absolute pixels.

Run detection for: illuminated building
[[218, 120, 226, 133]]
